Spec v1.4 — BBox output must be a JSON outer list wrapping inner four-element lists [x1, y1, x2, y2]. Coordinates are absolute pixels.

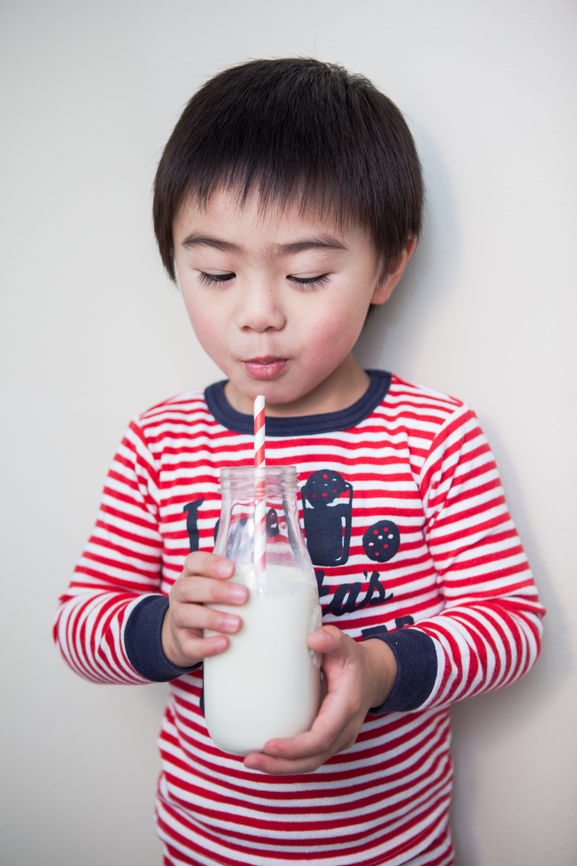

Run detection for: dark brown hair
[[153, 58, 423, 280]]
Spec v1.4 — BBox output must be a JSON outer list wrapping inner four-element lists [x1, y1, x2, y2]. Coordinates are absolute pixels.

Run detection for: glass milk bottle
[[203, 465, 322, 755]]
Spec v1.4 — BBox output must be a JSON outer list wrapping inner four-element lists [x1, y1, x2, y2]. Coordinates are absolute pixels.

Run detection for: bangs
[[178, 168, 360, 234]]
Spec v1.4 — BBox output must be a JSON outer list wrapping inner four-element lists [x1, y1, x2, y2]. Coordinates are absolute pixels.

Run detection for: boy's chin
[[224, 380, 304, 417]]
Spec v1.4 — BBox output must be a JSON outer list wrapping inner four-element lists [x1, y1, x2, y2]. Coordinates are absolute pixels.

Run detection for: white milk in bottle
[[203, 466, 322, 755]]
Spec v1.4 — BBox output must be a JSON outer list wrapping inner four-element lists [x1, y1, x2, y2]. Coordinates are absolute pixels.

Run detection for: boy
[[54, 58, 545, 865]]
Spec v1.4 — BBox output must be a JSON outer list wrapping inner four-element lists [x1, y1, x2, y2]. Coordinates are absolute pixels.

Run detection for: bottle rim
[[220, 465, 298, 491]]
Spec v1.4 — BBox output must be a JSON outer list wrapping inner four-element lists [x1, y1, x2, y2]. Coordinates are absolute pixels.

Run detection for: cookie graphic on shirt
[[303, 470, 350, 505], [362, 519, 400, 563]]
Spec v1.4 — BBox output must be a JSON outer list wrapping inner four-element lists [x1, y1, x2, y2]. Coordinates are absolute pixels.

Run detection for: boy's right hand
[[161, 552, 248, 668]]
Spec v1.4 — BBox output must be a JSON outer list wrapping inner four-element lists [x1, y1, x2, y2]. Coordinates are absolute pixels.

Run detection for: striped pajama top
[[54, 370, 544, 865]]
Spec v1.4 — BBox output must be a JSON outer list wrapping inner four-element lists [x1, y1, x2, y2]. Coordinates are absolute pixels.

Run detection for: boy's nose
[[236, 282, 286, 332]]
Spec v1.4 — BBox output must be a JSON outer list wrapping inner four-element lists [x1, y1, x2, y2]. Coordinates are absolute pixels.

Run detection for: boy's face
[[173, 189, 409, 417]]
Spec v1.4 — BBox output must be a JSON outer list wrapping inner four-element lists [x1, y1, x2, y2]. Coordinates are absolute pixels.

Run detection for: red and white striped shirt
[[54, 371, 544, 865]]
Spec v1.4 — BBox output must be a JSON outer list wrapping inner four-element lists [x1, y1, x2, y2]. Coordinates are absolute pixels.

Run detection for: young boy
[[54, 58, 545, 866]]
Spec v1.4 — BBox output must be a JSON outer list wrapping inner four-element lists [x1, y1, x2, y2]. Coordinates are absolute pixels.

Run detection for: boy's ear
[[372, 236, 417, 306]]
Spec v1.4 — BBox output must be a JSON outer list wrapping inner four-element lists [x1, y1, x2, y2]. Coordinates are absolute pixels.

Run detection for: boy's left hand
[[243, 626, 397, 775]]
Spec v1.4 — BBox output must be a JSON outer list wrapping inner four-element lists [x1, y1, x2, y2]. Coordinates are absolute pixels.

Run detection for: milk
[[203, 564, 322, 755]]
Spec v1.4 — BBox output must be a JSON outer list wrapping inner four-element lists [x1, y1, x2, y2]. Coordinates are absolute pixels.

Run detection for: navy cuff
[[124, 595, 200, 681], [363, 627, 438, 713]]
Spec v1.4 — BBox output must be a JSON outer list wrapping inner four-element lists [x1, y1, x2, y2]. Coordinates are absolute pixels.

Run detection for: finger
[[162, 604, 235, 666], [171, 599, 244, 636], [182, 551, 235, 580], [173, 574, 249, 607], [175, 630, 232, 662], [243, 726, 353, 775], [243, 725, 334, 774], [306, 624, 345, 654], [244, 749, 326, 775]]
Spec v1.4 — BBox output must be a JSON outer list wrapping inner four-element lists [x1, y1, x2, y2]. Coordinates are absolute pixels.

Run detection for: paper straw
[[253, 395, 267, 577], [254, 395, 266, 469]]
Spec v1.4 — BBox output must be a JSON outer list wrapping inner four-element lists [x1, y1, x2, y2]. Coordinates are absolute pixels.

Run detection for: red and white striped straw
[[253, 395, 267, 577], [254, 394, 266, 470]]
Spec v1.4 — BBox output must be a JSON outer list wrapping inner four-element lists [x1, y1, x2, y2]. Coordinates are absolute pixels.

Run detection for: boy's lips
[[243, 357, 289, 380]]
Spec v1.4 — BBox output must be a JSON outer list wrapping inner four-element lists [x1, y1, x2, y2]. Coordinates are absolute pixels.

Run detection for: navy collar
[[205, 370, 391, 436]]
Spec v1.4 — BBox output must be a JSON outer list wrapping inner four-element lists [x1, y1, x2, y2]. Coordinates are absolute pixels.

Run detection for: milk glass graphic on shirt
[[302, 469, 353, 565], [203, 466, 322, 755]]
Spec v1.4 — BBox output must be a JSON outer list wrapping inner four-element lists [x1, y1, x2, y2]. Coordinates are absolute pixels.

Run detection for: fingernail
[[228, 584, 248, 603], [217, 560, 234, 578], [211, 636, 228, 653], [222, 614, 241, 633]]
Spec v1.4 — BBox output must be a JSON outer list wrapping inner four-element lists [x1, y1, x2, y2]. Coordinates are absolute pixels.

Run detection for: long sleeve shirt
[[54, 370, 544, 866]]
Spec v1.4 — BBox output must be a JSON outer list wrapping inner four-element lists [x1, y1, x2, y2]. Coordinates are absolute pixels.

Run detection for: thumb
[[307, 625, 345, 655]]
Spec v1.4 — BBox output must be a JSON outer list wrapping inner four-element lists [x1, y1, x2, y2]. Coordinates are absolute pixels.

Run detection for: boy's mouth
[[243, 357, 288, 380]]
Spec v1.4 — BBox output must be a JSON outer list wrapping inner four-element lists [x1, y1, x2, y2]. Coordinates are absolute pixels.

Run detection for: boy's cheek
[[183, 307, 227, 362], [182, 297, 220, 339]]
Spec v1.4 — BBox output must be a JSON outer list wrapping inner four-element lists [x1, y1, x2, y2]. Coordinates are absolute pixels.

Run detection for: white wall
[[1, 1, 575, 864]]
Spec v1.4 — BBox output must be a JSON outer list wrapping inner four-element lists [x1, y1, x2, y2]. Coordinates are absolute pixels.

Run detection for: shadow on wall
[[355, 123, 460, 375]]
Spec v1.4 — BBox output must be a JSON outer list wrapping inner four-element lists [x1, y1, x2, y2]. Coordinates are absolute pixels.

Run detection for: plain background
[[1, 1, 575, 864]]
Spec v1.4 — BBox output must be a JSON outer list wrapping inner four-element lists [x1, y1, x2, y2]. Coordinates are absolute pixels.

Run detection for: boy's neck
[[224, 355, 371, 418]]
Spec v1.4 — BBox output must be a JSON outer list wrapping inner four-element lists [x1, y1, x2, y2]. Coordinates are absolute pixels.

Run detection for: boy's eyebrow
[[180, 233, 348, 255], [275, 236, 347, 255], [181, 234, 241, 253]]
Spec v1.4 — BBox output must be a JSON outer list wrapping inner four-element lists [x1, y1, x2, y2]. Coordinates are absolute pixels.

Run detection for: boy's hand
[[243, 626, 397, 775], [161, 552, 248, 668]]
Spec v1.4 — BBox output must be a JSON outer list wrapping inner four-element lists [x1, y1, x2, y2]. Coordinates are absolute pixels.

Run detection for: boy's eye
[[198, 271, 235, 286], [289, 274, 330, 289]]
